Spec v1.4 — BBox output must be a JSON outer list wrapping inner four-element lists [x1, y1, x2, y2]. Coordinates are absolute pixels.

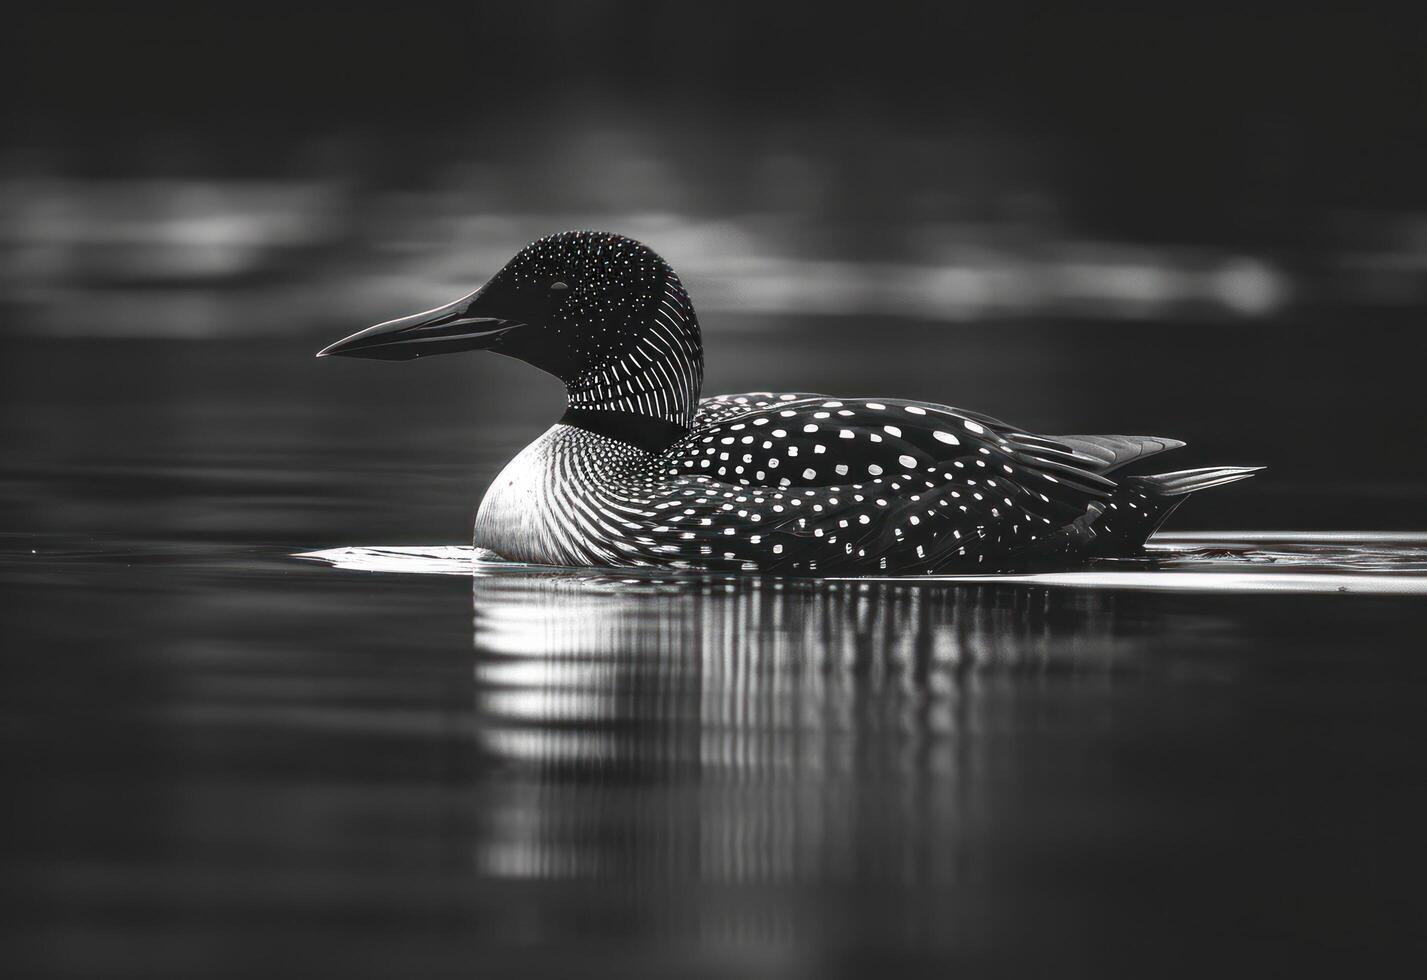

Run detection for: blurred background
[[5, 6, 1427, 978], [2, 3, 1425, 532]]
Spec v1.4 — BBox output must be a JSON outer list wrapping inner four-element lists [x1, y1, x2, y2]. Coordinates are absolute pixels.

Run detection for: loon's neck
[[562, 275, 703, 438], [559, 278, 699, 427], [558, 407, 690, 454]]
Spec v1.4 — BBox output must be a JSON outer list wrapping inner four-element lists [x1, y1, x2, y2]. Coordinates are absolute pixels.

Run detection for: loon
[[318, 231, 1260, 574]]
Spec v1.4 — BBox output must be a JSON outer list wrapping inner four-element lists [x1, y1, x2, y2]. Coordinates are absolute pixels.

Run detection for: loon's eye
[[549, 281, 569, 293]]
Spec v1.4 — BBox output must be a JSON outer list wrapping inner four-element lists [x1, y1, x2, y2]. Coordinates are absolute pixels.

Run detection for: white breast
[[473, 423, 645, 566]]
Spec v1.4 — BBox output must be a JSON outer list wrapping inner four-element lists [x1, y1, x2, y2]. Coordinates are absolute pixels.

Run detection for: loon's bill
[[317, 287, 524, 360], [319, 230, 1260, 575]]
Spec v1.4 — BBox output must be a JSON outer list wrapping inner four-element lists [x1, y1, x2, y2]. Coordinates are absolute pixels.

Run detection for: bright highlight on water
[[298, 532, 1427, 596]]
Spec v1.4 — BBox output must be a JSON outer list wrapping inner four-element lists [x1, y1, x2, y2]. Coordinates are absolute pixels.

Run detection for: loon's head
[[319, 230, 703, 429]]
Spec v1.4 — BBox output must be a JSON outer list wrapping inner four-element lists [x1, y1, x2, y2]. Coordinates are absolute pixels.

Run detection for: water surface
[[3, 334, 1426, 977], [300, 531, 1427, 594]]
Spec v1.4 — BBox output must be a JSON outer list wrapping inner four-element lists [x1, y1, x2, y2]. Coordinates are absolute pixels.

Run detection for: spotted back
[[470, 393, 1122, 574]]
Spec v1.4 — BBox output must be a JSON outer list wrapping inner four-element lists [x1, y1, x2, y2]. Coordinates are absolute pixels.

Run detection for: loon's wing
[[689, 393, 1116, 506], [702, 397, 1181, 472], [632, 394, 1126, 571], [568, 394, 1221, 574], [1044, 436, 1187, 473]]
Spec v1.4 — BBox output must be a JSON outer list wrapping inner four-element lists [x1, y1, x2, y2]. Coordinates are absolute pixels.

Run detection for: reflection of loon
[[467, 571, 1133, 894], [320, 231, 1259, 573]]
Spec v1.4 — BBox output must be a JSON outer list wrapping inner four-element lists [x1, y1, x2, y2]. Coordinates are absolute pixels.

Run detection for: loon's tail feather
[[1128, 465, 1265, 496], [1079, 465, 1264, 558]]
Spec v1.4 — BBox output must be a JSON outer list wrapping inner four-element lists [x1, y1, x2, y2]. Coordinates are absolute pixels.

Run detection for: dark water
[[3, 326, 1427, 977]]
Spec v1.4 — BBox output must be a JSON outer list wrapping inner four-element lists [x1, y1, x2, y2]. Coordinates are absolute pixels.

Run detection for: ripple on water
[[295, 532, 1427, 596]]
